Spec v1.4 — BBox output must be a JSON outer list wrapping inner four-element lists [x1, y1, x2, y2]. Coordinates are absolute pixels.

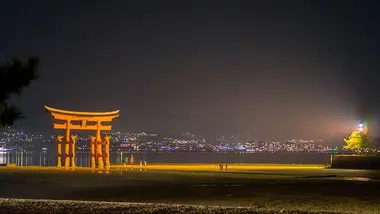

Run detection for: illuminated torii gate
[[45, 106, 120, 170]]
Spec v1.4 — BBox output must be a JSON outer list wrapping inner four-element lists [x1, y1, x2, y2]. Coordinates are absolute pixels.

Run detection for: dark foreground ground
[[0, 165, 379, 213], [0, 198, 342, 214]]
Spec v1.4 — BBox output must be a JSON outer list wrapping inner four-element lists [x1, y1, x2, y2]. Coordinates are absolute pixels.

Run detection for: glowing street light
[[359, 121, 363, 132]]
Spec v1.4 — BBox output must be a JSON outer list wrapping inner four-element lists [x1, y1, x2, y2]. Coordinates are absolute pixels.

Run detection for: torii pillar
[[57, 135, 63, 167], [71, 135, 77, 168], [104, 136, 111, 169]]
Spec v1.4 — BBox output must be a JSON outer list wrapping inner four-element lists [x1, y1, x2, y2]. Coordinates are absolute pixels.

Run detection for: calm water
[[0, 150, 330, 166]]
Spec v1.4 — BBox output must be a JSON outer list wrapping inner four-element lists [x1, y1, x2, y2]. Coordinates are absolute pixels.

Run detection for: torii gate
[[45, 106, 120, 170]]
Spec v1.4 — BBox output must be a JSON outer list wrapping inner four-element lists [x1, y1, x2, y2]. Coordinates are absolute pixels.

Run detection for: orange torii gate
[[45, 106, 120, 170]]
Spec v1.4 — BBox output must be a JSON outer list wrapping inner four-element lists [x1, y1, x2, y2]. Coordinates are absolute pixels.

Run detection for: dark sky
[[1, 0, 380, 140]]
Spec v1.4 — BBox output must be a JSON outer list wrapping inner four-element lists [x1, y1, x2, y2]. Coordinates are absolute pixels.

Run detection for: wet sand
[[0, 164, 379, 213]]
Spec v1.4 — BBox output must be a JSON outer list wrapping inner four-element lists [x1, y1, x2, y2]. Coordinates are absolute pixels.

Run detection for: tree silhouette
[[0, 57, 39, 128]]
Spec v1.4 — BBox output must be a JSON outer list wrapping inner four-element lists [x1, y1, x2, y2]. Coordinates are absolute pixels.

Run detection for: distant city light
[[2, 127, 379, 154]]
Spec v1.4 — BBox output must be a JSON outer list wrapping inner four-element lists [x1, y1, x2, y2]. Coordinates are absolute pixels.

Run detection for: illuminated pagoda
[[344, 121, 368, 150]]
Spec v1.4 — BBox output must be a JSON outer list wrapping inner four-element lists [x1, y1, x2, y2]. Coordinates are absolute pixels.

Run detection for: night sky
[[1, 1, 380, 141]]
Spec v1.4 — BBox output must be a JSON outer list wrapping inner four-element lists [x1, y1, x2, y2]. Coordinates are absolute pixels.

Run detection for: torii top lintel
[[45, 105, 120, 122]]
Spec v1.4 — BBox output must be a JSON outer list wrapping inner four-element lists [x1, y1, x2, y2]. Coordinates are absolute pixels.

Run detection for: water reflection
[[0, 151, 44, 166], [0, 150, 331, 166], [112, 167, 147, 175], [344, 177, 371, 182], [0, 150, 136, 167]]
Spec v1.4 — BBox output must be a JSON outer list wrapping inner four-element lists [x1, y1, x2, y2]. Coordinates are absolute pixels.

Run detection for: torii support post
[[96, 120, 104, 169], [104, 136, 111, 170], [57, 135, 63, 167], [90, 136, 96, 169], [45, 106, 120, 170], [64, 122, 71, 169], [71, 135, 77, 168], [96, 141, 104, 169]]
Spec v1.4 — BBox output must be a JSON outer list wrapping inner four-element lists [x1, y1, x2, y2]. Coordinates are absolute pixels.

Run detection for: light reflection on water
[[0, 151, 133, 167], [343, 177, 371, 182], [0, 150, 331, 166]]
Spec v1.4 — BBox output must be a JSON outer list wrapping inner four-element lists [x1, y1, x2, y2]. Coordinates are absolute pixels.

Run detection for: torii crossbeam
[[45, 106, 120, 169]]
